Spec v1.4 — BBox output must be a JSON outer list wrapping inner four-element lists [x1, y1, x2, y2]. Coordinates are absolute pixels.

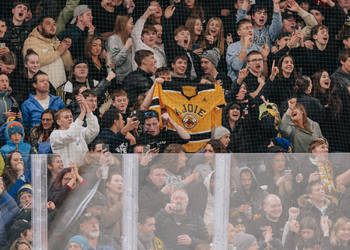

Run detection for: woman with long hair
[[47, 154, 64, 187], [29, 109, 56, 146], [284, 216, 322, 250], [279, 99, 323, 152], [1, 151, 27, 197], [85, 36, 108, 82], [311, 70, 349, 151], [185, 17, 204, 53], [106, 15, 134, 82], [48, 165, 84, 209], [200, 17, 225, 56], [312, 71, 342, 111], [184, 0, 205, 20], [267, 55, 298, 106], [320, 217, 350, 249]]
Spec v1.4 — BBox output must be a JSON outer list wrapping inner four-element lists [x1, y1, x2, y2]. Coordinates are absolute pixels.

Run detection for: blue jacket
[[0, 121, 32, 164], [0, 191, 19, 246], [21, 94, 64, 129]]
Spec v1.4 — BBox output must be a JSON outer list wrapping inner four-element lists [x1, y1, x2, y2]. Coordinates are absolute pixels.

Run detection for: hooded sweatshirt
[[230, 167, 267, 221], [22, 27, 73, 89]]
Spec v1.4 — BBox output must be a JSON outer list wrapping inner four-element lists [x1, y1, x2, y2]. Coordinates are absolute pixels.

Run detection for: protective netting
[[1, 0, 350, 249]]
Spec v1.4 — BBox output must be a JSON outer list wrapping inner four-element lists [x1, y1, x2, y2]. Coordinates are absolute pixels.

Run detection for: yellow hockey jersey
[[150, 81, 226, 152]]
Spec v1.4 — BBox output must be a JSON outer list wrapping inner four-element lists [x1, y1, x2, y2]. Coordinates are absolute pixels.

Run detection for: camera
[[129, 110, 145, 123]]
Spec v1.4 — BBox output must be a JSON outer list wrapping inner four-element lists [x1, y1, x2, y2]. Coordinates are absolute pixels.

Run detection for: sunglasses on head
[[144, 110, 158, 119]]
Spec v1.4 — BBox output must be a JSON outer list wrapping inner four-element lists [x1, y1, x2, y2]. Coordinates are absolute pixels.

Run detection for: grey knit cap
[[233, 232, 257, 250], [211, 126, 230, 140], [201, 48, 220, 67]]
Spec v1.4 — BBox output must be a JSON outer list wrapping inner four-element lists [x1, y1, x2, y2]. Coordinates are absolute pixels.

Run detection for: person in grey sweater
[[279, 98, 323, 153], [236, 0, 282, 48], [106, 15, 134, 83]]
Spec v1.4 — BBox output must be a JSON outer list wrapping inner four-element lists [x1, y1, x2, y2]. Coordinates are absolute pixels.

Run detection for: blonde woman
[[185, 17, 204, 54], [200, 17, 225, 56], [321, 217, 350, 249]]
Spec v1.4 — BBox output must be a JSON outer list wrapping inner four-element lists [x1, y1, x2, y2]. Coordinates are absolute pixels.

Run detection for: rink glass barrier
[[23, 153, 350, 249]]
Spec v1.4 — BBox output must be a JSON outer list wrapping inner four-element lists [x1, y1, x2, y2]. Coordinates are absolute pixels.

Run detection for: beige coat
[[23, 27, 73, 89]]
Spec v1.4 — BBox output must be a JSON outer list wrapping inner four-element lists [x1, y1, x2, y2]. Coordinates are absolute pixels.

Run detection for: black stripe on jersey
[[190, 131, 212, 141], [162, 81, 216, 93], [167, 128, 211, 142], [161, 82, 217, 100], [150, 98, 160, 107]]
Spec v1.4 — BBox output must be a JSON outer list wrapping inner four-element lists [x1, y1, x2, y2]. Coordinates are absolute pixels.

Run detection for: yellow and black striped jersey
[[150, 81, 226, 152]]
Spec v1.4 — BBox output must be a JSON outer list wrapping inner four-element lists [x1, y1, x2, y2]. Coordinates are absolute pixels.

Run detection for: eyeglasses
[[248, 58, 263, 63], [144, 110, 159, 119]]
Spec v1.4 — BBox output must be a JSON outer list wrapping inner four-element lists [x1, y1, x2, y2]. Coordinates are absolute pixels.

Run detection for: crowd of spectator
[[0, 0, 350, 249]]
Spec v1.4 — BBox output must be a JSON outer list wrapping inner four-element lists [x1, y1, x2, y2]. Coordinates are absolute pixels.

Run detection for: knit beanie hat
[[211, 126, 230, 140], [66, 235, 91, 250], [71, 5, 91, 24], [233, 232, 257, 250], [7, 121, 24, 138], [201, 48, 220, 67], [17, 184, 32, 204]]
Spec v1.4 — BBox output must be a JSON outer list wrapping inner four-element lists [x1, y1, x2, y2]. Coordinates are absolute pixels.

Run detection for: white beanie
[[211, 126, 230, 140]]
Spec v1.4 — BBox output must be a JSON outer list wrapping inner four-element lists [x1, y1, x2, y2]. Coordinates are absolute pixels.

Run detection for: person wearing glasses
[[137, 110, 190, 153], [71, 213, 120, 250], [226, 19, 259, 82], [233, 50, 270, 101], [29, 109, 56, 146]]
